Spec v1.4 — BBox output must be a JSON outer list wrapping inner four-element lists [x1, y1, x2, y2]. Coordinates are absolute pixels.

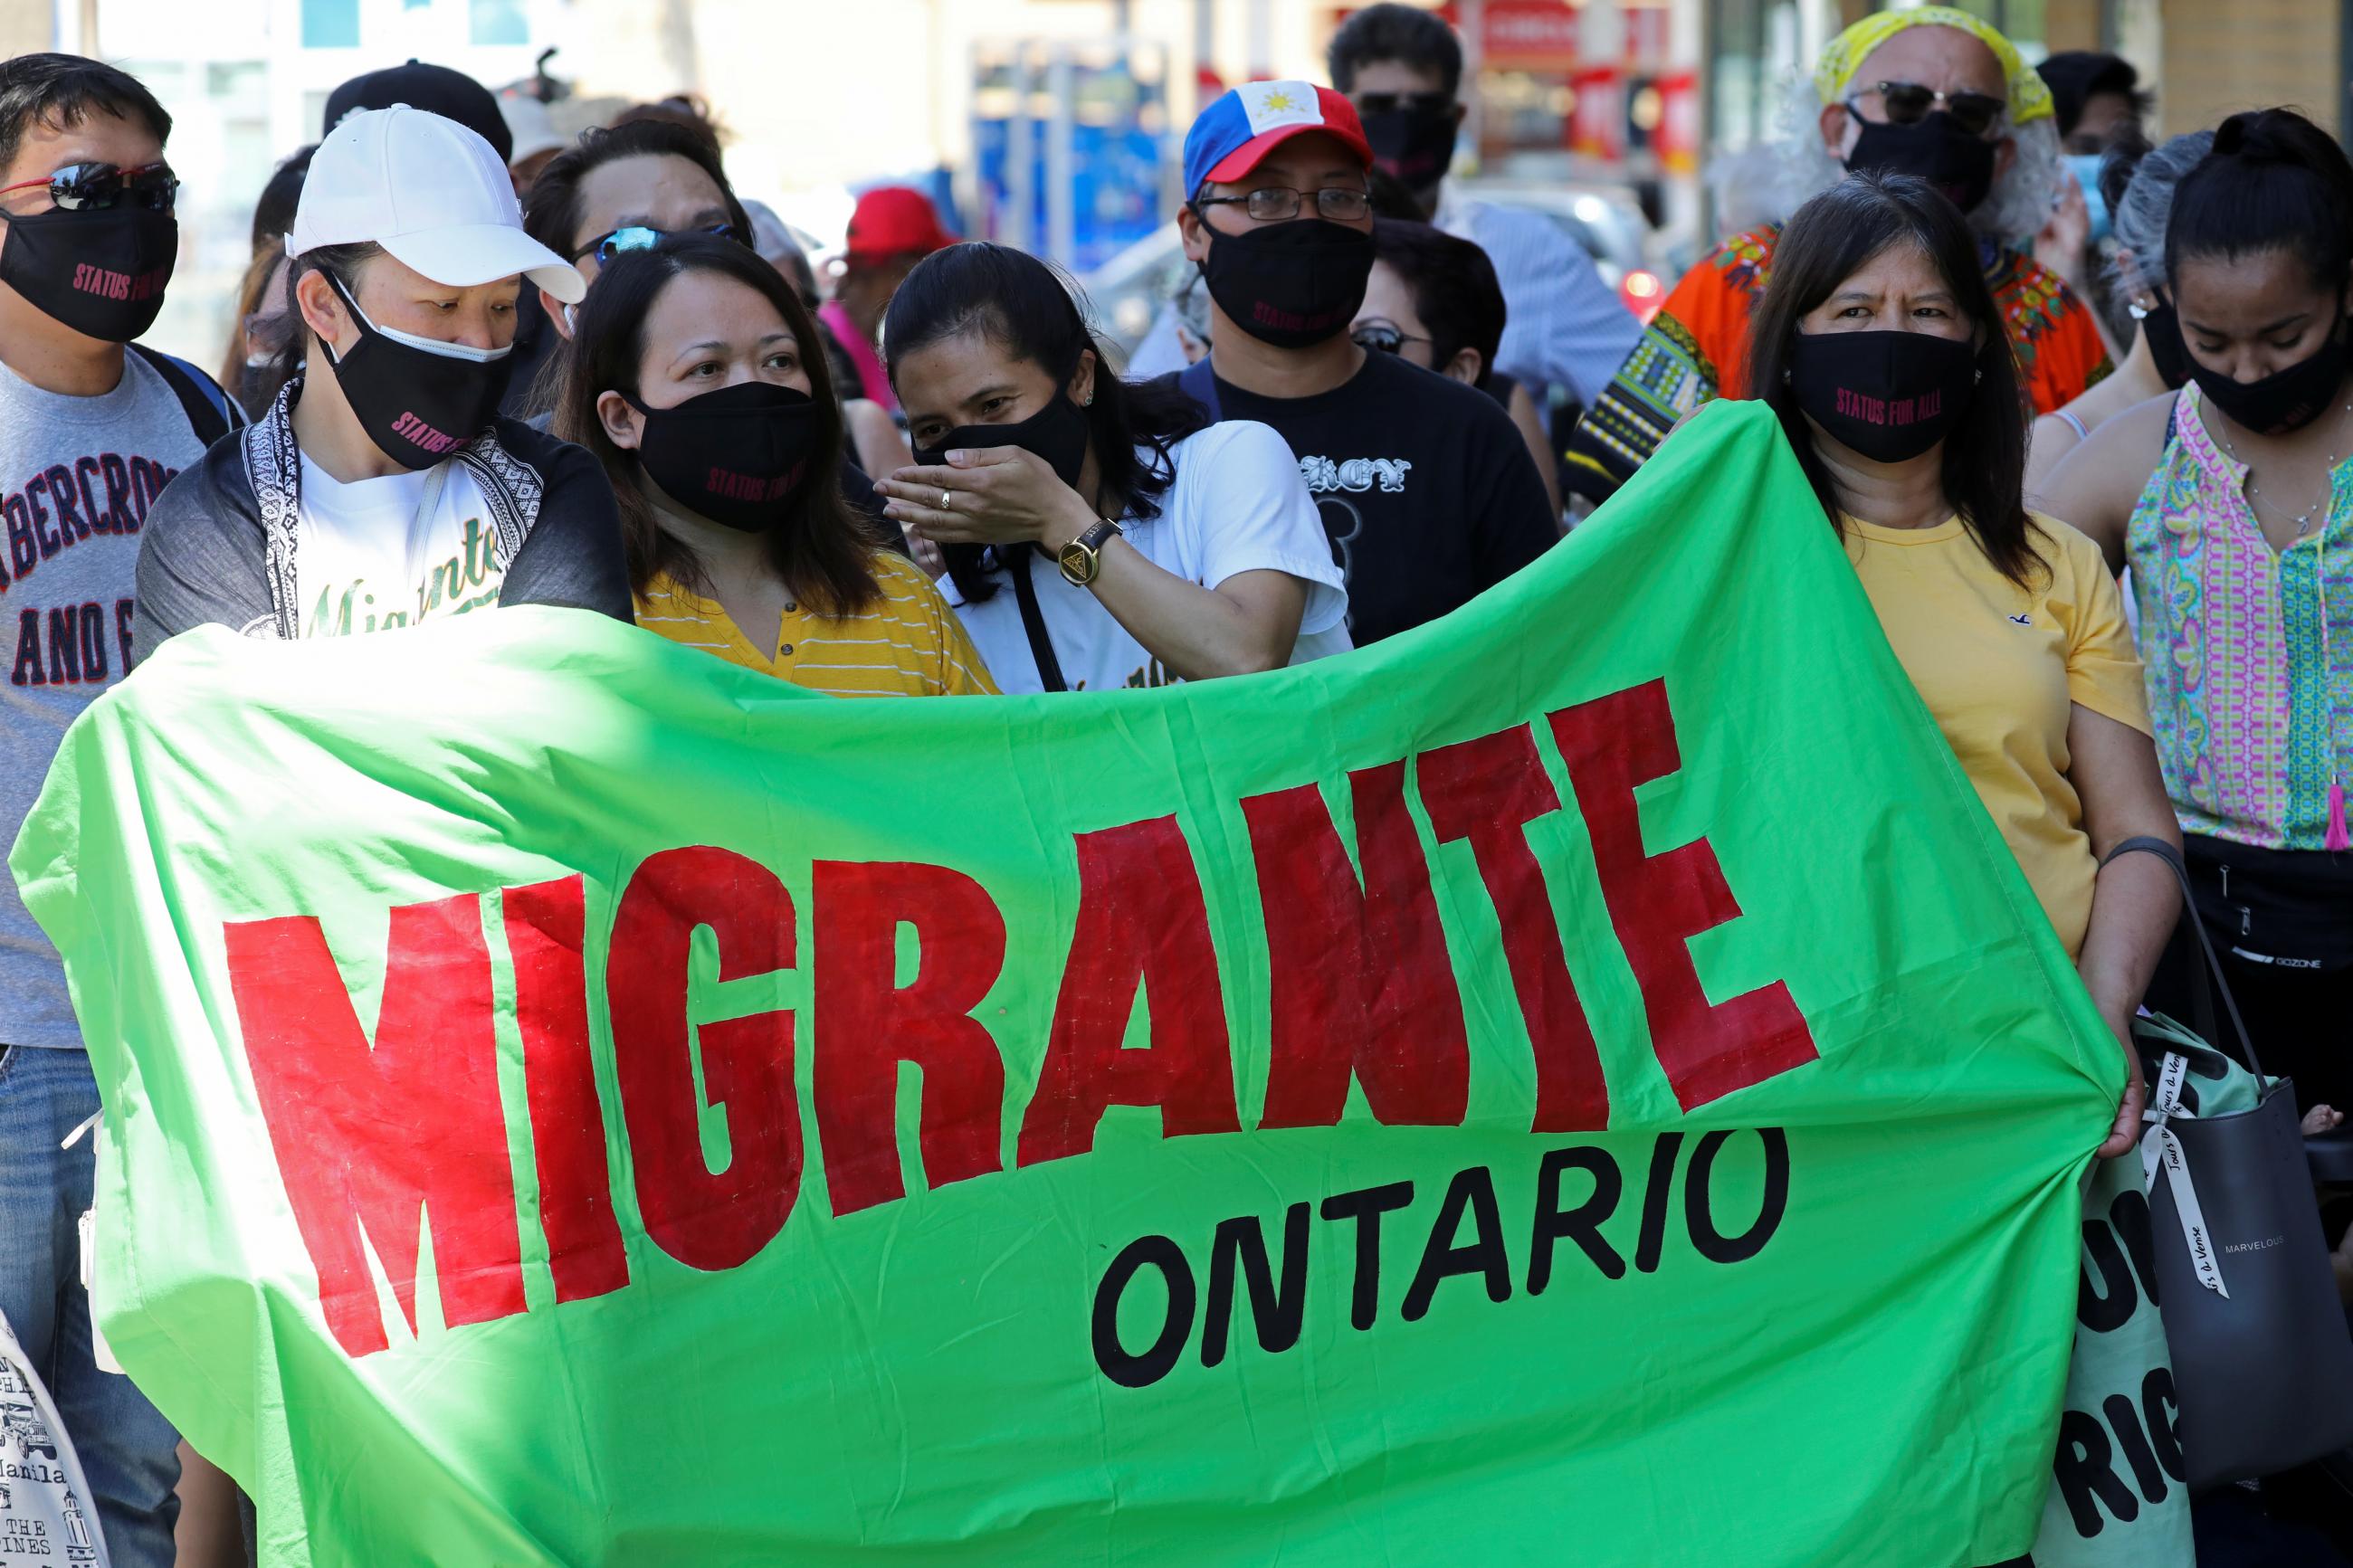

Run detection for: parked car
[[1452, 180, 1671, 324], [1081, 223, 1195, 355]]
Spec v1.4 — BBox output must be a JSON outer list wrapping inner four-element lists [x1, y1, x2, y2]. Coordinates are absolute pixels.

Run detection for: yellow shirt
[[1843, 512, 2151, 957], [635, 551, 998, 698]]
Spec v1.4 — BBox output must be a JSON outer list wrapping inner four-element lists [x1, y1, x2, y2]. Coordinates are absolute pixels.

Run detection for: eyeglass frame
[[1192, 186, 1374, 224], [571, 221, 743, 264], [1843, 81, 2008, 138], [0, 160, 178, 215]]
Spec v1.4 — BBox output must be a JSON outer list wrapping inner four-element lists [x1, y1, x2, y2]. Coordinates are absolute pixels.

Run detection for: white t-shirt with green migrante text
[[295, 453, 509, 637]]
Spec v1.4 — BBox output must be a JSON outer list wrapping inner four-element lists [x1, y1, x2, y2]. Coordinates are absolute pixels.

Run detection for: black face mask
[[2190, 311, 2353, 437], [2135, 295, 2196, 392], [0, 204, 176, 342], [624, 380, 822, 532], [1788, 329, 1977, 463], [323, 276, 511, 470], [1361, 104, 1459, 193], [1845, 113, 1997, 214], [1195, 216, 1376, 350], [911, 388, 1091, 489]]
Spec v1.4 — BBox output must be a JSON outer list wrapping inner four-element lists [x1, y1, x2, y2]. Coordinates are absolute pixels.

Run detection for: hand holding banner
[[14, 402, 2120, 1565]]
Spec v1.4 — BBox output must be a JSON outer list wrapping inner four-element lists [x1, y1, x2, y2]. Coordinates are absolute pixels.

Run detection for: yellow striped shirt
[[635, 552, 998, 698]]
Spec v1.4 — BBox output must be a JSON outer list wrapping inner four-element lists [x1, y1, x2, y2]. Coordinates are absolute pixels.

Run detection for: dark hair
[[264, 240, 386, 411], [553, 234, 879, 617], [523, 119, 749, 263], [251, 144, 315, 254], [1365, 166, 1428, 221], [881, 241, 1209, 604], [221, 241, 292, 418], [2095, 123, 2150, 214], [2167, 108, 2353, 295], [1370, 218, 1505, 386], [0, 54, 170, 180], [1328, 3, 1462, 99], [609, 94, 728, 147], [1748, 172, 2038, 588], [2034, 51, 2148, 140]]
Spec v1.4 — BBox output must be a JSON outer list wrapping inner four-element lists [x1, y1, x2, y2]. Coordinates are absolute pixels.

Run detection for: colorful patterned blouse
[[2126, 384, 2353, 850], [1564, 225, 2112, 504]]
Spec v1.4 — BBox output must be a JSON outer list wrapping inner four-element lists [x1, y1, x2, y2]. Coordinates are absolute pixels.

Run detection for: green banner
[[15, 403, 2119, 1566]]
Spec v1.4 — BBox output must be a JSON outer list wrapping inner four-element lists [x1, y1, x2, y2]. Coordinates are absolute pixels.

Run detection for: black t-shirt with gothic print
[[1172, 348, 1558, 646]]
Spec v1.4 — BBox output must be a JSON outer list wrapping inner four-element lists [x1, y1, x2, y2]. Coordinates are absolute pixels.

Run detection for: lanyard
[[2140, 1050, 2230, 1299]]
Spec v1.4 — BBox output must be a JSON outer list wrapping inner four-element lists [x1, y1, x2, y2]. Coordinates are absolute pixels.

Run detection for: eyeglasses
[[0, 161, 177, 214], [1195, 187, 1372, 223], [1352, 90, 1453, 116], [1349, 319, 1430, 356], [1848, 81, 2006, 138], [572, 222, 741, 264]]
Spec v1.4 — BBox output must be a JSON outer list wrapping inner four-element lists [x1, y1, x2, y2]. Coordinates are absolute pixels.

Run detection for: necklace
[[2218, 399, 2353, 537]]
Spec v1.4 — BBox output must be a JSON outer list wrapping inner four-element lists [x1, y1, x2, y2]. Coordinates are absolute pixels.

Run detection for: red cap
[[844, 185, 956, 259], [1198, 83, 1373, 187]]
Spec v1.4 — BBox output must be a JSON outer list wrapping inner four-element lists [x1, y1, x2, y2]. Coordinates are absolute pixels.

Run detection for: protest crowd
[[1, 2, 2351, 1563]]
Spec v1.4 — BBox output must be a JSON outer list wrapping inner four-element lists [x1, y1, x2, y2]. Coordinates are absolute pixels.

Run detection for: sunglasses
[[1350, 319, 1429, 356], [572, 221, 741, 264], [1850, 81, 2006, 138], [0, 160, 177, 214], [1352, 90, 1453, 116]]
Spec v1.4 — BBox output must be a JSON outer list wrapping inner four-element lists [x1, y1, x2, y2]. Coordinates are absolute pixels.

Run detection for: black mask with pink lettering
[[1787, 328, 1977, 463], [0, 204, 176, 342], [623, 380, 821, 532], [323, 273, 512, 470], [1195, 214, 1375, 349]]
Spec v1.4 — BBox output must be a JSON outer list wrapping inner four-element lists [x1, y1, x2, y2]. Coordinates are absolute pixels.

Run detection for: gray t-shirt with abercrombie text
[[0, 352, 210, 1048]]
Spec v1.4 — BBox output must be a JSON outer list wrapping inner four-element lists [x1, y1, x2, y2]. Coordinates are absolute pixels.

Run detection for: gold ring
[[939, 489, 953, 511]]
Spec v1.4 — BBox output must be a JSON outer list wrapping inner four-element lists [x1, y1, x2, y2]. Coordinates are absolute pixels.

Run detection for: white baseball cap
[[288, 105, 586, 304]]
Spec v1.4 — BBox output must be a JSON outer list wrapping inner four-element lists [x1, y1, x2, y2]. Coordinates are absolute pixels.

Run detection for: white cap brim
[[379, 223, 586, 304]]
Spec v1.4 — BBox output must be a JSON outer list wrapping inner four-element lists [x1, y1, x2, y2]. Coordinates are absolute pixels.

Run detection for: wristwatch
[[1056, 518, 1123, 586]]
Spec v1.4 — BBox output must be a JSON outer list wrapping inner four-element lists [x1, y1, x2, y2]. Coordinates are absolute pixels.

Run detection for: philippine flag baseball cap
[[1182, 81, 1373, 200], [288, 105, 586, 304]]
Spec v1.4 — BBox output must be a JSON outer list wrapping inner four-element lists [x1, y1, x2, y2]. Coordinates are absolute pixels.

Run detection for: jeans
[[0, 1043, 179, 1568]]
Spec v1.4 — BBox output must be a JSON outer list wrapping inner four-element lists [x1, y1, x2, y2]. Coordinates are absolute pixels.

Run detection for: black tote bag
[[2108, 835, 2353, 1490]]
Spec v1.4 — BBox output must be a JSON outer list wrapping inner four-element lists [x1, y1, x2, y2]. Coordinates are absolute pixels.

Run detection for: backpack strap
[[129, 344, 236, 447], [1177, 356, 1223, 423]]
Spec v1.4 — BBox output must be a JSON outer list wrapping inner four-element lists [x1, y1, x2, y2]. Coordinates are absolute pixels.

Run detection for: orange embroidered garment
[[1566, 225, 2110, 502]]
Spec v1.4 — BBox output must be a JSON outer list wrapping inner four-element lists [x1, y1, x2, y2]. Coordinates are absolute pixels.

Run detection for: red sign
[[1568, 64, 1625, 160], [1622, 5, 1672, 69], [1656, 68, 1700, 173], [1485, 0, 1583, 69], [1332, 3, 1582, 71]]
